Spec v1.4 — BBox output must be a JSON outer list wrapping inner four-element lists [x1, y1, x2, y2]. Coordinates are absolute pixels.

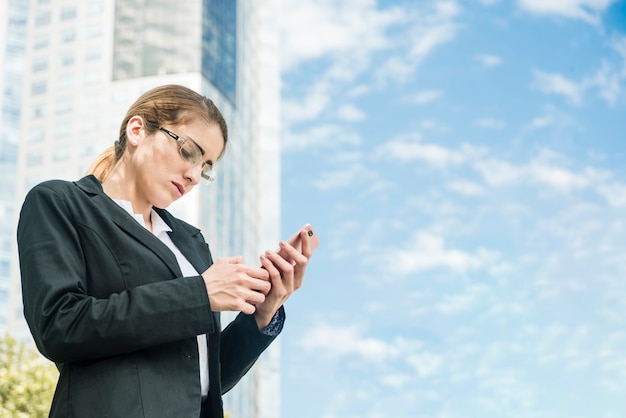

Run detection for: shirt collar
[[113, 199, 172, 236]]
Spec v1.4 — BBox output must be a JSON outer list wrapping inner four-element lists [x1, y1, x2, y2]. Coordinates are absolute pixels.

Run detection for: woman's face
[[129, 116, 225, 209]]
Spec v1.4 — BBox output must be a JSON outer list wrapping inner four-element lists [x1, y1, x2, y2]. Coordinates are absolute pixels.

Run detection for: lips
[[172, 181, 184, 197]]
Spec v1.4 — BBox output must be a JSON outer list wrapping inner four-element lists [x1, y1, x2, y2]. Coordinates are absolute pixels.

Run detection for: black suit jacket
[[17, 175, 281, 418]]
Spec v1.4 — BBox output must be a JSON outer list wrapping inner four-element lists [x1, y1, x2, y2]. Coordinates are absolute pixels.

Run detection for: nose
[[183, 162, 202, 186]]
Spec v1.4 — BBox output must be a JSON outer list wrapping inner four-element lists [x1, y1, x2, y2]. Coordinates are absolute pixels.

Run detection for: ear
[[126, 116, 145, 146]]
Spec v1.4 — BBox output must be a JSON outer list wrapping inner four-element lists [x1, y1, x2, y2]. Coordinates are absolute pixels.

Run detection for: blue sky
[[276, 1, 626, 417]]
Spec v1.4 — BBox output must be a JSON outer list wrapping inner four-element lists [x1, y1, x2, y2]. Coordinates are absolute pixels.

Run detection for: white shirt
[[113, 200, 210, 396]]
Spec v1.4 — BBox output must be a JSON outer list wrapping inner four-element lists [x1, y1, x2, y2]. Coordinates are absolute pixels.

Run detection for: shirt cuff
[[259, 307, 285, 336]]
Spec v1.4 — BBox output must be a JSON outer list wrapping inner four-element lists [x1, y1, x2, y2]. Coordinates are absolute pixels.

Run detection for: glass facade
[[113, 0, 202, 80], [202, 0, 237, 103], [0, 0, 28, 332], [6, 0, 281, 416]]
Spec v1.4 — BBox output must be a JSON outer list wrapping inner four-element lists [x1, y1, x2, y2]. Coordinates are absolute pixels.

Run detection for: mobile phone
[[277, 223, 320, 262]]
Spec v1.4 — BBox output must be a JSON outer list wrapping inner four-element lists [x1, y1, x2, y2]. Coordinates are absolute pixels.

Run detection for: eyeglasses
[[158, 127, 215, 183]]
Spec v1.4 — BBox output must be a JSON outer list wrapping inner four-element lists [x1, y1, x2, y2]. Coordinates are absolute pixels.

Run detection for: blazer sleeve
[[17, 183, 216, 363], [219, 307, 285, 394]]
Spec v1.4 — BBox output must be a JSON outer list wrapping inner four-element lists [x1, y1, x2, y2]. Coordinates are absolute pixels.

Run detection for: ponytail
[[85, 146, 117, 182]]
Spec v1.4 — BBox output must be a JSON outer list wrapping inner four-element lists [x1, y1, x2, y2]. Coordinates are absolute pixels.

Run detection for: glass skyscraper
[[4, 1, 282, 416], [0, 0, 27, 336]]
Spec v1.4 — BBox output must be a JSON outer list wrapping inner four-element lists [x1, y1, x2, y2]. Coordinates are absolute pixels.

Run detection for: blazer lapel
[[155, 208, 221, 333], [74, 176, 183, 278]]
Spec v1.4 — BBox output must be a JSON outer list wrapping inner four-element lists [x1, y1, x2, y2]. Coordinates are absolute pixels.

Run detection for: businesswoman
[[17, 84, 313, 418]]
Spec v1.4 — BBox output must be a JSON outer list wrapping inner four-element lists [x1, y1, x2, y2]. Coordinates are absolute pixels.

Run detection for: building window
[[32, 57, 48, 72], [80, 142, 97, 156], [59, 52, 74, 67], [28, 128, 45, 143], [33, 34, 49, 49], [85, 48, 101, 61], [27, 151, 44, 166], [31, 104, 46, 118], [86, 25, 102, 38], [60, 6, 77, 21], [54, 122, 71, 139], [81, 119, 99, 133], [53, 148, 70, 161], [56, 74, 74, 90], [35, 11, 52, 26], [202, 0, 237, 103], [60, 28, 76, 43], [86, 0, 104, 15], [31, 80, 47, 95], [56, 97, 72, 114], [113, 0, 200, 80], [84, 70, 101, 84]]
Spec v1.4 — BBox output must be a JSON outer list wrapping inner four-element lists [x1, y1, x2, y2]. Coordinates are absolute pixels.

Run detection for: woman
[[17, 84, 313, 417]]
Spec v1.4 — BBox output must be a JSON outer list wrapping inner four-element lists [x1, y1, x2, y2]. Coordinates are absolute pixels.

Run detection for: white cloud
[[386, 231, 500, 275], [282, 82, 331, 123], [282, 124, 361, 151], [419, 119, 449, 131], [597, 182, 626, 207], [280, 1, 462, 139], [336, 104, 367, 122], [530, 37, 626, 107], [473, 151, 608, 193], [377, 135, 486, 169], [299, 323, 400, 362], [531, 69, 585, 105], [410, 89, 442, 105], [473, 158, 523, 186], [278, 0, 406, 71], [587, 37, 626, 106], [406, 352, 444, 378], [474, 53, 503, 68], [312, 162, 378, 190], [447, 179, 485, 196], [376, 1, 460, 83], [529, 115, 554, 128], [517, 0, 617, 25], [475, 118, 506, 129], [527, 160, 592, 192]]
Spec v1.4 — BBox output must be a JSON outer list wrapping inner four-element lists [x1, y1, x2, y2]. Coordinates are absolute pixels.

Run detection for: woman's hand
[[201, 256, 271, 315], [254, 230, 313, 329]]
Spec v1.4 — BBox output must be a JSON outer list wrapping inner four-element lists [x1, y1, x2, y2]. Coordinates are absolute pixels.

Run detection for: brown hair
[[87, 84, 228, 181]]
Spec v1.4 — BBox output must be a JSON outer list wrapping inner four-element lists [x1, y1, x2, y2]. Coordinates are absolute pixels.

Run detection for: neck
[[102, 162, 152, 229]]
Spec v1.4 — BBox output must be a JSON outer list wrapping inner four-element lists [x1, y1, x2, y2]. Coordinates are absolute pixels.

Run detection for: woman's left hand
[[254, 230, 312, 329]]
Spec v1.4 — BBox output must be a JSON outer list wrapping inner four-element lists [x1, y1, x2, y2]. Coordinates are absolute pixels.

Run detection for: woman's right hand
[[201, 257, 271, 314]]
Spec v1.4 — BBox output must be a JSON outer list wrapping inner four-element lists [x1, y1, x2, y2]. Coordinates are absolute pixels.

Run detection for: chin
[[150, 194, 176, 210]]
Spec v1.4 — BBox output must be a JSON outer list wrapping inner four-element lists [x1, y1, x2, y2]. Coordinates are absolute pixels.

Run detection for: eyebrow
[[186, 136, 205, 155], [186, 135, 214, 167]]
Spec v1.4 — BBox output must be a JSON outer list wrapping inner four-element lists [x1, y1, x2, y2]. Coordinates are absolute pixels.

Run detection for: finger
[[248, 276, 272, 295], [243, 287, 267, 305], [260, 254, 281, 282], [279, 241, 308, 289], [237, 264, 270, 281], [280, 241, 308, 270], [300, 229, 312, 259], [216, 256, 244, 265], [265, 246, 295, 277]]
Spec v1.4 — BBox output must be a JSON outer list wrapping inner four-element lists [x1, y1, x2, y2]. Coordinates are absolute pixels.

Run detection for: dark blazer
[[17, 175, 282, 418]]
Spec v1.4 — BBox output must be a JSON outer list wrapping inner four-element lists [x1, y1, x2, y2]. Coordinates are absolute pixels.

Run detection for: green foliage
[[0, 334, 58, 418]]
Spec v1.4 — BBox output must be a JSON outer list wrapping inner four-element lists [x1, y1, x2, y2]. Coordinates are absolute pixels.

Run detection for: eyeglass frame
[[158, 126, 215, 183]]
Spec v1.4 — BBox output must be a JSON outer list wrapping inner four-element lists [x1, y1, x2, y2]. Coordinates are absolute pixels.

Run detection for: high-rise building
[[6, 1, 281, 416], [0, 0, 27, 334]]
